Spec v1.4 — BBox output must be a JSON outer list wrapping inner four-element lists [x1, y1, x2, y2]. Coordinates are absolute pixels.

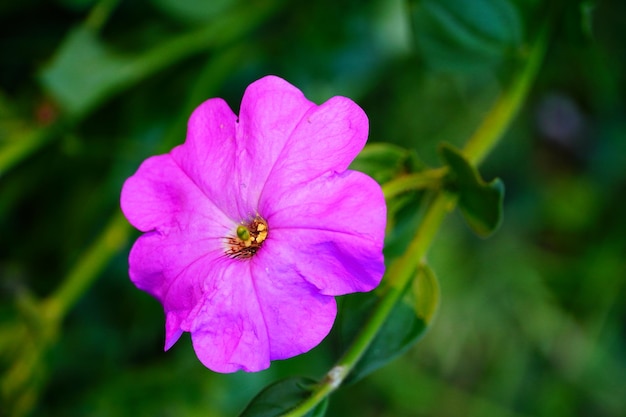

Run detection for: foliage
[[1, 0, 625, 416]]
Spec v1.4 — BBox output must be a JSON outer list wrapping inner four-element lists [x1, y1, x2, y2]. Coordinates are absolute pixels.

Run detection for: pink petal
[[121, 154, 229, 233], [128, 232, 225, 350], [261, 94, 369, 193], [235, 75, 316, 211], [264, 228, 384, 296], [164, 311, 184, 350], [121, 153, 234, 349], [260, 170, 386, 295], [186, 259, 270, 373], [263, 170, 386, 243], [251, 248, 337, 360], [170, 98, 250, 220], [168, 76, 368, 220]]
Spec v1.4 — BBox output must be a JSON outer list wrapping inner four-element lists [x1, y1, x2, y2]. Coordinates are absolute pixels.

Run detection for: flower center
[[225, 216, 269, 259]]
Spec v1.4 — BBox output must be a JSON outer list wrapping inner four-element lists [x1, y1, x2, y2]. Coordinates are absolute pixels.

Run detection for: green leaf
[[39, 4, 279, 118], [412, 263, 440, 323], [239, 377, 328, 417], [383, 191, 424, 259], [408, 0, 523, 71], [439, 143, 504, 237], [580, 0, 596, 38], [39, 26, 131, 117], [352, 143, 430, 260], [152, 0, 235, 24], [350, 143, 423, 185], [339, 264, 440, 385]]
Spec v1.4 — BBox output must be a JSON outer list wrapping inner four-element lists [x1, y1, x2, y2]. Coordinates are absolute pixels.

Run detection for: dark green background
[[1, 0, 624, 416]]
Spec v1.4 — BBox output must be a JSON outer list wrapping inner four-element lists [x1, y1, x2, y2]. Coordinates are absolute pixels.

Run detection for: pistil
[[226, 216, 269, 259]]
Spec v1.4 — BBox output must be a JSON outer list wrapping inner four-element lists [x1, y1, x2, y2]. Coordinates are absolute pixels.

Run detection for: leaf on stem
[[439, 142, 504, 237], [339, 264, 440, 385], [350, 143, 423, 185], [408, 0, 523, 71], [239, 377, 328, 417], [353, 143, 432, 259], [39, 26, 131, 117], [152, 0, 235, 24]]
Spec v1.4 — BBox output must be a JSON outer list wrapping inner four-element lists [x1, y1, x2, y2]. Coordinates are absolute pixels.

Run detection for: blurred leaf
[[439, 143, 504, 237], [580, 0, 596, 37], [383, 191, 424, 260], [152, 0, 236, 24], [39, 26, 130, 117], [350, 143, 423, 184], [0, 91, 25, 145], [340, 264, 439, 384], [408, 0, 523, 71], [40, 2, 281, 118], [412, 263, 440, 323], [239, 377, 327, 417]]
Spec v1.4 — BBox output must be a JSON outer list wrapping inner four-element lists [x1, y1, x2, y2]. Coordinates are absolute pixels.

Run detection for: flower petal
[[187, 259, 270, 373], [235, 75, 316, 211], [261, 94, 368, 194], [264, 228, 384, 296], [121, 154, 230, 233], [170, 97, 248, 219], [121, 153, 234, 349], [263, 170, 386, 242], [260, 170, 386, 295], [129, 231, 226, 350], [251, 249, 337, 360]]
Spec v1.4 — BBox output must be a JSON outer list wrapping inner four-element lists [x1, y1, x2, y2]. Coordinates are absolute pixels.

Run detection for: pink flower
[[120, 76, 386, 372]]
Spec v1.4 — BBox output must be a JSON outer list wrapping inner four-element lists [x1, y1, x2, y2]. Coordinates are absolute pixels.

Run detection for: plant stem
[[42, 211, 130, 323], [85, 0, 121, 33], [283, 192, 455, 417], [0, 1, 281, 176], [74, 2, 281, 118], [463, 26, 548, 165], [282, 24, 548, 417], [381, 168, 446, 200], [0, 124, 62, 178], [3, 213, 129, 417]]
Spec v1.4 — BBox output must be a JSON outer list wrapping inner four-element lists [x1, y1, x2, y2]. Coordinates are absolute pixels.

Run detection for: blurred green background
[[1, 0, 625, 416]]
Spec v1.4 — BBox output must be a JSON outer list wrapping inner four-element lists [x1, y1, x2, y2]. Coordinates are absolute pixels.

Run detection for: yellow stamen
[[225, 216, 269, 259]]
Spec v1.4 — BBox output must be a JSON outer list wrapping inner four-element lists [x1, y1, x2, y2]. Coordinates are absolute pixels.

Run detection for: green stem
[[0, 1, 281, 176], [463, 25, 548, 165], [0, 124, 62, 177], [283, 24, 549, 417], [84, 0, 121, 33], [42, 211, 130, 322], [2, 36, 254, 416], [283, 192, 455, 417], [381, 168, 445, 200], [76, 2, 280, 118], [3, 212, 129, 417]]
